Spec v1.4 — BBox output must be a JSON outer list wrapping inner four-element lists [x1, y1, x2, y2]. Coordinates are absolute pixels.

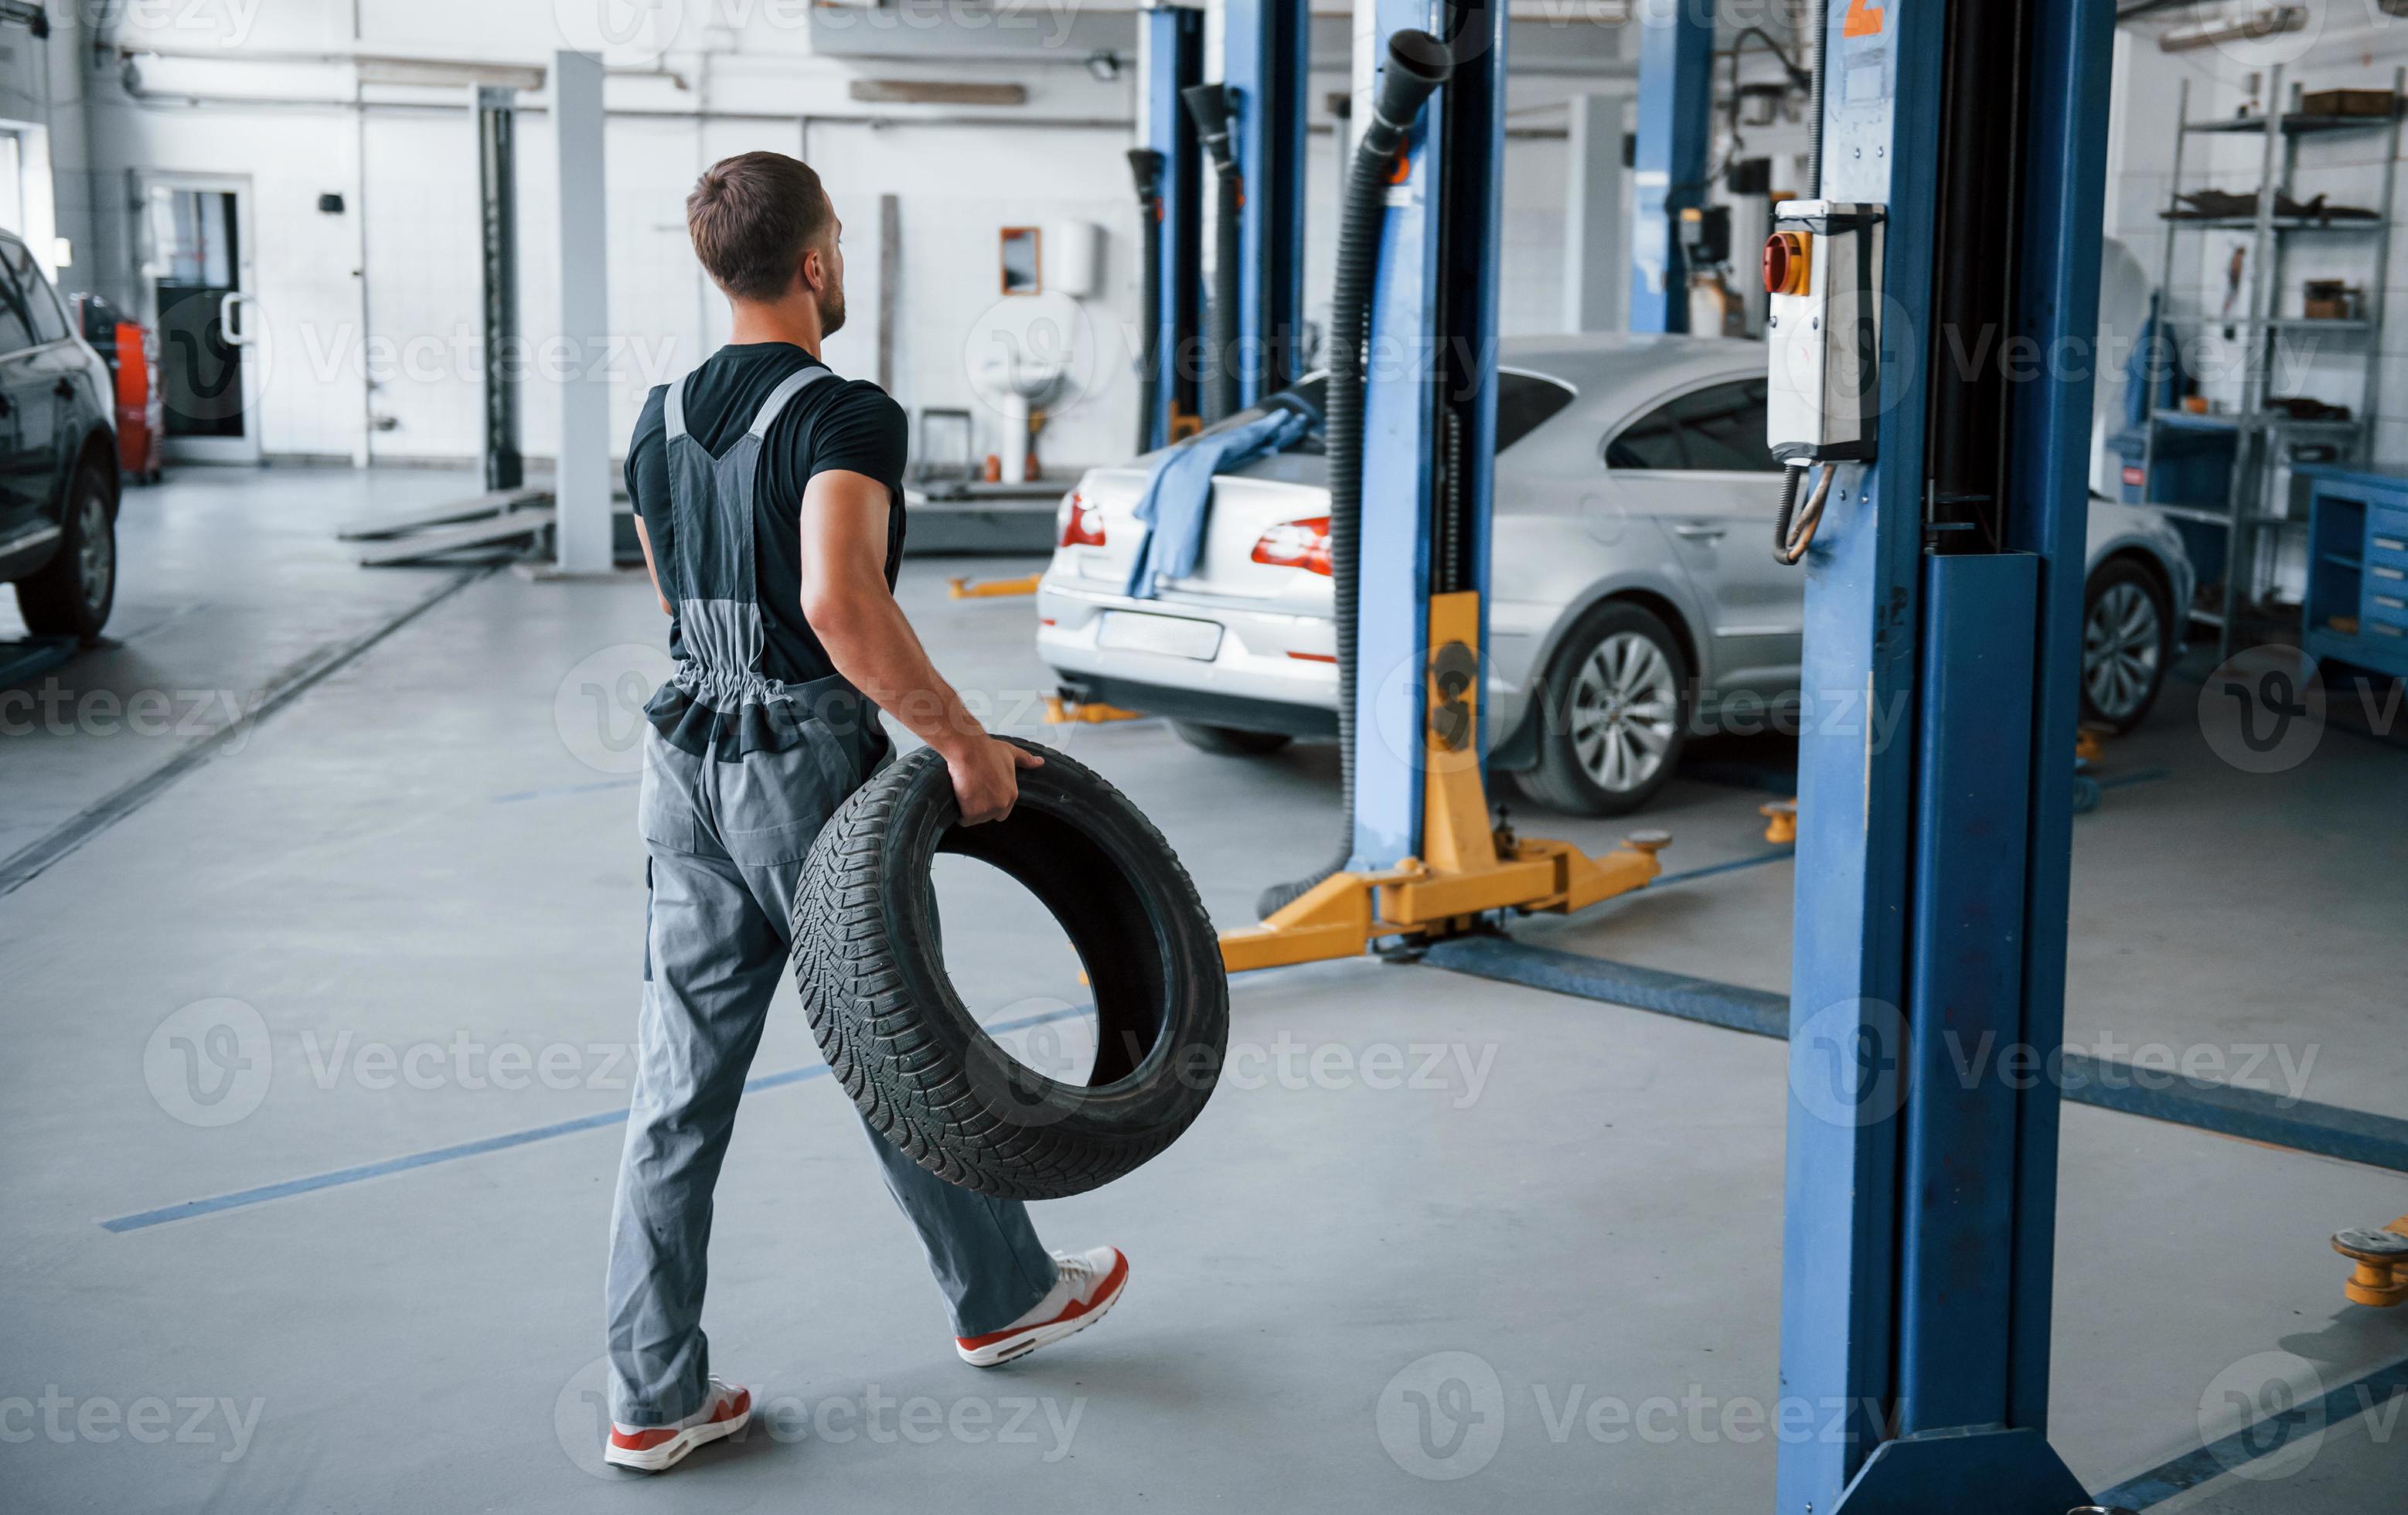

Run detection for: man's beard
[[820, 281, 846, 339]]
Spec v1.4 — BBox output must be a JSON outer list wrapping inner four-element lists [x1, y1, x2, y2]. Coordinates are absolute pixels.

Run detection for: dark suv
[[0, 232, 118, 642]]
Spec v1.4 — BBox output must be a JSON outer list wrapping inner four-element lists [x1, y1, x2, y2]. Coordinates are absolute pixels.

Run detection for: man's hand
[[945, 736, 1045, 825]]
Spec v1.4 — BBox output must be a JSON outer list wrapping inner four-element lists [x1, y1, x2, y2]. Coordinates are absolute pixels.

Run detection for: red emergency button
[[1763, 231, 1811, 296]]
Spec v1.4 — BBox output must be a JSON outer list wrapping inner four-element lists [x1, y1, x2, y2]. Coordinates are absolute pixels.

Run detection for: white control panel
[[1763, 201, 1886, 465]]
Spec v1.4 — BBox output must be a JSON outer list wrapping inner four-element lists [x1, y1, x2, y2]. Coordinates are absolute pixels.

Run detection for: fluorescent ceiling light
[[2159, 3, 2307, 53]]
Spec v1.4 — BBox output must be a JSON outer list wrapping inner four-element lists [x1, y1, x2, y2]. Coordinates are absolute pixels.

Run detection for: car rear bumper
[[1037, 579, 1339, 736], [1055, 670, 1339, 738]]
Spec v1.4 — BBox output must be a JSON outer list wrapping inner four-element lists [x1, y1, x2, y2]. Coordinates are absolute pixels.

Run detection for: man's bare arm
[[798, 469, 1040, 823], [632, 516, 673, 615]]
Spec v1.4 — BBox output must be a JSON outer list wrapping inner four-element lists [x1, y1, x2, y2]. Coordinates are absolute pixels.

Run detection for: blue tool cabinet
[[2299, 464, 2408, 680]]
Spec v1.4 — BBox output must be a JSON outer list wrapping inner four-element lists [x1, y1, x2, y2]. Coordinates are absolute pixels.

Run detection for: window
[[1495, 370, 1575, 453], [0, 239, 66, 343], [1190, 371, 1570, 460], [1606, 379, 1780, 472], [0, 243, 37, 355], [1191, 374, 1329, 452]]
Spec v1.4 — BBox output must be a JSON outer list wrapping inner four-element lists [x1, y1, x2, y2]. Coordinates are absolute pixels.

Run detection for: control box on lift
[[1763, 200, 1886, 464]]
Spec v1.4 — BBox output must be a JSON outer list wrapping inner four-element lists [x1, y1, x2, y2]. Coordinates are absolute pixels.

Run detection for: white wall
[[2107, 12, 2408, 603], [2110, 15, 2408, 463], [87, 2, 1149, 470], [74, 4, 1810, 472]]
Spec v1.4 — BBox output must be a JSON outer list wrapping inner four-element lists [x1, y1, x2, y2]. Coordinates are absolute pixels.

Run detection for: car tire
[[1512, 601, 1691, 817], [2079, 557, 2171, 734], [789, 737, 1229, 1201], [15, 459, 116, 644], [1171, 720, 1293, 756]]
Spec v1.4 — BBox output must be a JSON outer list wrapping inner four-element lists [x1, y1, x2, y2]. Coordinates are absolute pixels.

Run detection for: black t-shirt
[[625, 342, 908, 690]]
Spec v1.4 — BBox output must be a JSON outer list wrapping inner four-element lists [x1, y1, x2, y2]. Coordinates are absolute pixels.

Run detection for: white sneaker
[[955, 1247, 1129, 1367], [603, 1376, 752, 1472]]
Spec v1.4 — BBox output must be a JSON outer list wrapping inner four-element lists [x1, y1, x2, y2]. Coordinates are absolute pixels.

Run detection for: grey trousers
[[605, 725, 1058, 1425]]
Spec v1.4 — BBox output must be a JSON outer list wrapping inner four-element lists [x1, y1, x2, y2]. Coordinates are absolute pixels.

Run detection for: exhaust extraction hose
[[1255, 30, 1451, 921], [1127, 148, 1165, 454], [1181, 83, 1243, 424]]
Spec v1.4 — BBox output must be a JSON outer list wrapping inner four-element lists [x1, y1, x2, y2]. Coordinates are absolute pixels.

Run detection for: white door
[[141, 174, 261, 465], [359, 113, 482, 463]]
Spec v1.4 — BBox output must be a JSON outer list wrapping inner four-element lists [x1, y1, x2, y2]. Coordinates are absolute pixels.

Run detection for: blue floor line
[[1651, 846, 1796, 888], [2095, 766, 2172, 792], [98, 1003, 1093, 1234], [1422, 936, 2408, 1174], [2093, 1354, 2408, 1509], [491, 777, 640, 805]]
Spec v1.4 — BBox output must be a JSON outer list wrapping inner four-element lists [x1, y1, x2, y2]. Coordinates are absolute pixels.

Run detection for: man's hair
[[686, 152, 833, 303]]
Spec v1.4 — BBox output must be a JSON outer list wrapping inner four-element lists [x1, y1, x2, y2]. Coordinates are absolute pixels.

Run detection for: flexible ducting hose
[[1182, 83, 1243, 424], [1255, 31, 1452, 921], [1128, 148, 1165, 454], [1775, 0, 1831, 565]]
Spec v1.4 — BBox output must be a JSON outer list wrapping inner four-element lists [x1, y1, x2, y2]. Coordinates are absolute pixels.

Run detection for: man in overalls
[[601, 152, 1128, 1474]]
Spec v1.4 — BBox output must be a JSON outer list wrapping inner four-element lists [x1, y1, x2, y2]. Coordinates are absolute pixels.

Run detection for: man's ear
[[799, 245, 826, 300]]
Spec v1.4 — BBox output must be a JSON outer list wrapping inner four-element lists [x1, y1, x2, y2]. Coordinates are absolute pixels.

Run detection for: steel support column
[[1137, 6, 1204, 453], [553, 52, 611, 574], [1223, 0, 1308, 404], [1350, 1, 1504, 870], [1776, 2, 2115, 1510], [475, 85, 523, 494], [1628, 0, 1711, 334]]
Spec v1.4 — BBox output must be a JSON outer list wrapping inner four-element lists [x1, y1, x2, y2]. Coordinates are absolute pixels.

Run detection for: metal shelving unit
[[2140, 67, 2406, 653]]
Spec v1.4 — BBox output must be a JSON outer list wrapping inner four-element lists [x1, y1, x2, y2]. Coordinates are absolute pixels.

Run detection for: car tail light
[[1057, 492, 1106, 548], [1252, 516, 1332, 576]]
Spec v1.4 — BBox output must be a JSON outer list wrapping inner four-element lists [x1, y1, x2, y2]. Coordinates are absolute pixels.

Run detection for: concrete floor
[[3, 466, 2404, 1511]]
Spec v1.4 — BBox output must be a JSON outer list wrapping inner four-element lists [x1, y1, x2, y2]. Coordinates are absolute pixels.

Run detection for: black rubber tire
[[1511, 601, 1691, 817], [15, 459, 116, 643], [1171, 720, 1293, 756], [2078, 557, 2172, 735], [790, 737, 1229, 1200]]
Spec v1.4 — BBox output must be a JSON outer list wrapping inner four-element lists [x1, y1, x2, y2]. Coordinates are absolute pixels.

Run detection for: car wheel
[[1513, 601, 1690, 816], [1171, 720, 1293, 756], [2079, 558, 2169, 734], [15, 459, 116, 644]]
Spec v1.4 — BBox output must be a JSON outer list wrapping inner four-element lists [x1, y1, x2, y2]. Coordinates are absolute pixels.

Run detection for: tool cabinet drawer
[[2367, 525, 2408, 574]]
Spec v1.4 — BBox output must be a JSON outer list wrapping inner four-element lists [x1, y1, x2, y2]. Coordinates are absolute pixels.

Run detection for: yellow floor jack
[[1043, 693, 1146, 725], [1218, 592, 1668, 973], [2333, 1216, 2408, 1307], [947, 573, 1042, 599]]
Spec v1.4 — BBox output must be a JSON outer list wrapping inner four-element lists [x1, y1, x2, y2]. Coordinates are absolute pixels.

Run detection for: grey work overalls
[[603, 364, 1058, 1426]]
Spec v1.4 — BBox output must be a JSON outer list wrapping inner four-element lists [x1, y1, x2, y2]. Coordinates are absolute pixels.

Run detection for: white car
[[1038, 333, 2192, 814]]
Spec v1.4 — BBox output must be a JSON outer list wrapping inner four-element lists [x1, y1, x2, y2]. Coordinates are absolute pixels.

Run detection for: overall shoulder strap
[[748, 364, 837, 439], [662, 375, 690, 441]]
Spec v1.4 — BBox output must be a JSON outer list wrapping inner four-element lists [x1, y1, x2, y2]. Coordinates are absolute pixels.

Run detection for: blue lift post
[[1778, 2, 2116, 1510], [1221, 0, 1310, 405], [1350, 0, 1505, 870], [1628, 0, 1712, 334], [1138, 5, 1204, 452]]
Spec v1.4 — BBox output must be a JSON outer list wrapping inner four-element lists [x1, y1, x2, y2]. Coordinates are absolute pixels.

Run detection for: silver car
[[1037, 334, 2192, 815]]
